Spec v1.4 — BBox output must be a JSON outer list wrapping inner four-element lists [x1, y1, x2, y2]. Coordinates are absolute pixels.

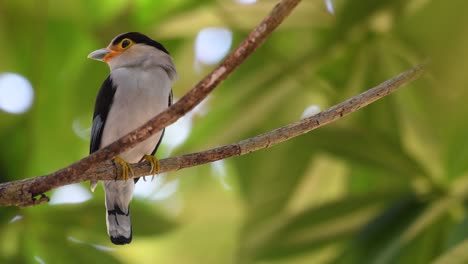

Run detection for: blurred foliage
[[0, 0, 468, 263]]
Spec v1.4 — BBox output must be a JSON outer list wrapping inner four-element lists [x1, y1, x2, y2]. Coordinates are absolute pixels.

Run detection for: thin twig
[[0, 63, 426, 207]]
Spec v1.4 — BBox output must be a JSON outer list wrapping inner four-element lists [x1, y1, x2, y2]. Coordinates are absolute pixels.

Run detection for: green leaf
[[26, 198, 178, 245], [432, 239, 468, 264], [372, 197, 456, 264], [27, 233, 121, 264], [239, 190, 406, 262], [335, 195, 428, 264], [306, 126, 427, 179]]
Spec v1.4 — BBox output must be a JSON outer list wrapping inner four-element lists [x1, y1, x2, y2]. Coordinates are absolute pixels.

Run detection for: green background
[[1, 0, 468, 263]]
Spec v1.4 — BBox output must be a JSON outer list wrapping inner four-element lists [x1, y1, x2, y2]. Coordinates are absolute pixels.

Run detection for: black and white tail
[[104, 180, 135, 245]]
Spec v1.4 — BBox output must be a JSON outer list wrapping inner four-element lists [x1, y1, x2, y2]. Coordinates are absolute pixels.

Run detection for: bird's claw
[[142, 155, 160, 181], [113, 156, 134, 181]]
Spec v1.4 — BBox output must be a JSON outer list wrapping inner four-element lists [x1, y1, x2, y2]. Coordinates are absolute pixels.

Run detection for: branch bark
[[0, 63, 426, 207]]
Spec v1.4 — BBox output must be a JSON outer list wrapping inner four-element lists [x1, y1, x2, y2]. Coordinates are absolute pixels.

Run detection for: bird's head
[[88, 32, 171, 70]]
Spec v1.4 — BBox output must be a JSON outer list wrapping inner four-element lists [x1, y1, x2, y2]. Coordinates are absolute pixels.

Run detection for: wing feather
[[149, 89, 173, 156], [90, 76, 116, 154]]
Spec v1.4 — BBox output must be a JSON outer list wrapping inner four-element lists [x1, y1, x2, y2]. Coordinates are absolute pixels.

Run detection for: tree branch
[[0, 62, 426, 207], [75, 63, 428, 178], [0, 0, 302, 207]]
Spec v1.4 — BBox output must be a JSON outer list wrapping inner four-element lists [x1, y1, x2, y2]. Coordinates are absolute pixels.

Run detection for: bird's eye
[[120, 39, 132, 49]]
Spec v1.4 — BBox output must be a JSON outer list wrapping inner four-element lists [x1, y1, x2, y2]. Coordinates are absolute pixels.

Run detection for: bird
[[87, 32, 177, 245]]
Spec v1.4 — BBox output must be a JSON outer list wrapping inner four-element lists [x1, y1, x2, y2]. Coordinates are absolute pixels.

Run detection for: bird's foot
[[142, 155, 160, 181], [113, 156, 134, 181]]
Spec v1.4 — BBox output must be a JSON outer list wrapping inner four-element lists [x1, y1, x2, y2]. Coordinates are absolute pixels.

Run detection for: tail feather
[[104, 180, 134, 245]]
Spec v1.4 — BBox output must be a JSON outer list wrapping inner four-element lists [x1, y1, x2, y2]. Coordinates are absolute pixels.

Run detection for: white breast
[[100, 66, 172, 163]]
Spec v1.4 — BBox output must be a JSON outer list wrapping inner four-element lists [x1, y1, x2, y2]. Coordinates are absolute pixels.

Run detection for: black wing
[[149, 89, 173, 156], [134, 90, 172, 184], [90, 76, 116, 154]]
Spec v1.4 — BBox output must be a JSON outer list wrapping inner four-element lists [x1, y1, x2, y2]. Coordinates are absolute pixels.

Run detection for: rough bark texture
[[0, 63, 426, 207]]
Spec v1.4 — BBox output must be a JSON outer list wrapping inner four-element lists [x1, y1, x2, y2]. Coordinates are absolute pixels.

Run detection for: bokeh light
[[194, 27, 233, 69], [9, 215, 23, 224], [211, 160, 232, 190], [0, 73, 34, 114], [49, 184, 92, 205], [301, 105, 321, 119], [164, 96, 210, 152], [235, 0, 257, 4], [325, 0, 335, 14]]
